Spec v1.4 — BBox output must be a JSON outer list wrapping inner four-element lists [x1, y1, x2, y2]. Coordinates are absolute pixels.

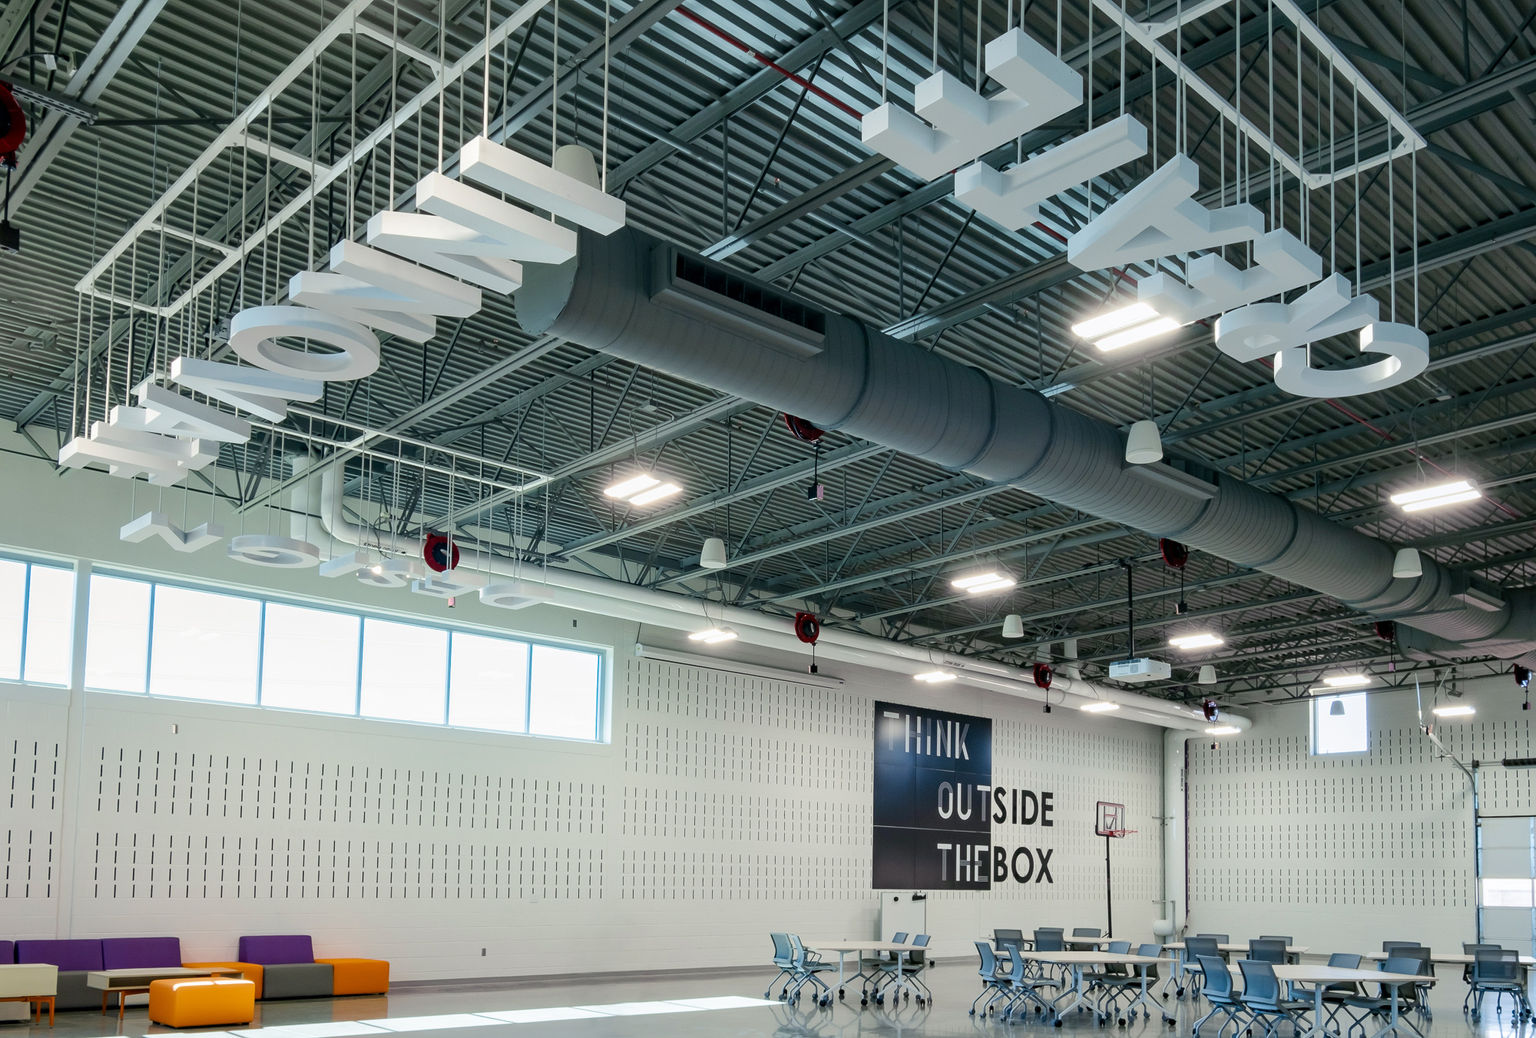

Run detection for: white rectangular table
[[1163, 941, 1309, 995], [1014, 949, 1173, 1024], [806, 941, 923, 1005], [1229, 963, 1431, 1038], [1365, 950, 1535, 966]]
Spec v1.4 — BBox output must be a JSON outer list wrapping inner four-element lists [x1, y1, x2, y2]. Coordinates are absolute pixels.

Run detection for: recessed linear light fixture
[[1205, 725, 1242, 736], [687, 626, 737, 645], [604, 473, 682, 506], [1071, 301, 1182, 352], [1431, 703, 1476, 717], [1389, 479, 1481, 513], [913, 668, 957, 683], [950, 570, 1017, 594], [1080, 700, 1120, 713], [1169, 632, 1224, 651]]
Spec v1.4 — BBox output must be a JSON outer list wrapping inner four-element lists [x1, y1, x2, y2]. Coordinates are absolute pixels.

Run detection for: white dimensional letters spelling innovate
[[1138, 229, 1324, 326], [955, 114, 1148, 230], [863, 28, 1082, 180], [862, 21, 1427, 401], [1066, 155, 1266, 271], [60, 136, 628, 503]]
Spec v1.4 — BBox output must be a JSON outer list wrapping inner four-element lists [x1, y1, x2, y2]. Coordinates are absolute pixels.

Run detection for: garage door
[[1479, 815, 1535, 957]]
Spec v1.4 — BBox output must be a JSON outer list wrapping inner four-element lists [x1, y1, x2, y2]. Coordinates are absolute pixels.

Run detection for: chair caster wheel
[[1054, 1019, 1063, 1027], [764, 991, 771, 998]]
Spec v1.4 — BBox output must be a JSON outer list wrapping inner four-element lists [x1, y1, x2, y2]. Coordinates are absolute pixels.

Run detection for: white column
[[53, 559, 91, 938]]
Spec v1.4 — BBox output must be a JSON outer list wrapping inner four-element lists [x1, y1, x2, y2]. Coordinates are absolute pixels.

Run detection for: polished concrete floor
[[6, 964, 1531, 1038]]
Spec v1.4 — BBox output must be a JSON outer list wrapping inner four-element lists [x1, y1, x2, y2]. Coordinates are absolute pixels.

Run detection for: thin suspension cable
[[1266, 0, 1274, 225], [931, 0, 939, 70], [1352, 83, 1360, 295], [552, 0, 561, 160], [601, 0, 610, 190], [349, 4, 357, 239], [881, 0, 889, 99], [389, 0, 398, 201], [1328, 61, 1335, 271], [483, 0, 491, 134], [437, 0, 446, 170]]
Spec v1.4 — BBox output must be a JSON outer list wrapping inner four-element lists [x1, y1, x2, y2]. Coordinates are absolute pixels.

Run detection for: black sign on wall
[[873, 700, 993, 890]]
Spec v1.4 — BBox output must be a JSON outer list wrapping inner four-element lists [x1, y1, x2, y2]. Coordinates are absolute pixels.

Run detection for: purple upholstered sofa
[[236, 936, 332, 999], [14, 940, 103, 1010], [0, 941, 12, 964], [100, 937, 182, 971]]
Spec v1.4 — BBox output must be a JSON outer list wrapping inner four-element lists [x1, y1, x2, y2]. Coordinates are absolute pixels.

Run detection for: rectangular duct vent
[[651, 246, 826, 358]]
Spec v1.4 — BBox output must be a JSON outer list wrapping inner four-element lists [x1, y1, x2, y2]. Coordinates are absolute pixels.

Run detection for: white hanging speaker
[[1124, 419, 1163, 464], [700, 537, 728, 570]]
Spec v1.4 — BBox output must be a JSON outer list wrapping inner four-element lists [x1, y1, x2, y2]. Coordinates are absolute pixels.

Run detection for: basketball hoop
[[1094, 801, 1136, 938], [1095, 801, 1134, 837]]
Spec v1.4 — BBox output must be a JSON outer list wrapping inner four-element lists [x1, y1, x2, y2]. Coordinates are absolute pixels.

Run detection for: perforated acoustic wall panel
[[1, 695, 65, 936], [1, 622, 1165, 978], [1185, 676, 1532, 951]]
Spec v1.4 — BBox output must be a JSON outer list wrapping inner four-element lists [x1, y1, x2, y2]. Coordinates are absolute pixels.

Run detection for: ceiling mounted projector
[[1108, 657, 1171, 683]]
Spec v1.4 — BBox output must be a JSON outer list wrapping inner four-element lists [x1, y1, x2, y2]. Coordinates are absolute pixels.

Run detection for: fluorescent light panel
[[951, 570, 1015, 591], [604, 474, 659, 498], [604, 473, 681, 506], [1323, 673, 1370, 688], [1205, 725, 1241, 735], [687, 626, 737, 644], [1390, 479, 1480, 512], [1071, 302, 1159, 340], [1169, 632, 1224, 650], [1095, 316, 1181, 352], [913, 669, 956, 683], [627, 481, 681, 506], [1431, 703, 1475, 717], [1080, 701, 1120, 713]]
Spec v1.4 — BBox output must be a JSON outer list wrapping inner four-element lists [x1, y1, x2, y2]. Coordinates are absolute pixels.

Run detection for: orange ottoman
[[148, 978, 256, 1027], [316, 958, 389, 996], [183, 962, 264, 999]]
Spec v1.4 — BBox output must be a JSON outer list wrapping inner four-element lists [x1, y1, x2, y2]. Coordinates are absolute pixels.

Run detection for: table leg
[[1051, 965, 1091, 1021], [1126, 964, 1172, 1023], [1160, 949, 1183, 998], [118, 991, 126, 1024], [101, 991, 109, 1014]]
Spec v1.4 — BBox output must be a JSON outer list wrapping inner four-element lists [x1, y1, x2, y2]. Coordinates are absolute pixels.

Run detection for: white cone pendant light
[[1002, 614, 1024, 639], [1392, 547, 1423, 578], [700, 537, 728, 570], [1125, 420, 1163, 464]]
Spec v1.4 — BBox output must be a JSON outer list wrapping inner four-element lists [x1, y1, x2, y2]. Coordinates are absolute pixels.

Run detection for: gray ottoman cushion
[[55, 972, 98, 1011], [260, 963, 333, 1000]]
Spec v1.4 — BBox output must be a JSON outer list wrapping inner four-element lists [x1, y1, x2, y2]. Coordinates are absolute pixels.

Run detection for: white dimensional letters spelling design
[[60, 135, 626, 515], [864, 23, 1427, 400]]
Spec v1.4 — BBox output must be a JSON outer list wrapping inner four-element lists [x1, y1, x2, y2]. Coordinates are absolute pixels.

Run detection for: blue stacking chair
[[973, 941, 1008, 1016], [1192, 953, 1246, 1037], [1248, 938, 1287, 964], [1467, 949, 1532, 1023], [1236, 959, 1311, 1038], [784, 934, 835, 1006], [766, 932, 795, 999]]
